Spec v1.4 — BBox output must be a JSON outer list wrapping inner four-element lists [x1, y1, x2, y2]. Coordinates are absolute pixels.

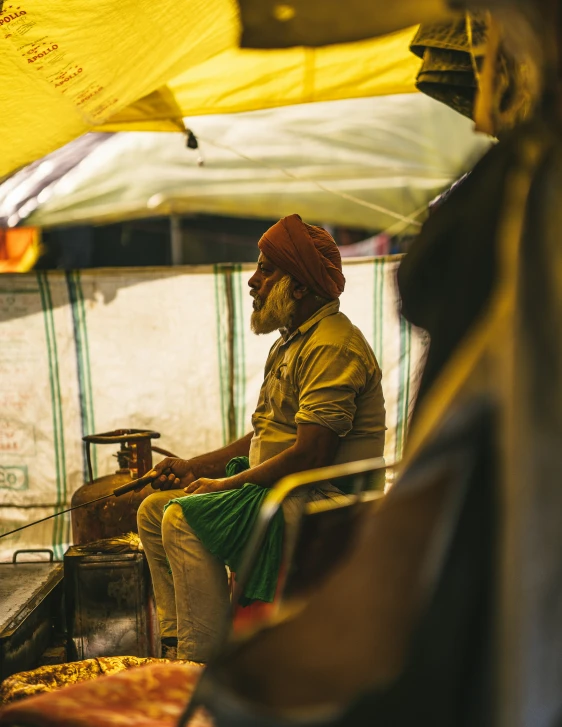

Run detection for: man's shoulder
[[309, 312, 375, 358]]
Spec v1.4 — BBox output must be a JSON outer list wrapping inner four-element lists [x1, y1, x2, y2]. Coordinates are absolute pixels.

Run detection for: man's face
[[248, 254, 297, 334]]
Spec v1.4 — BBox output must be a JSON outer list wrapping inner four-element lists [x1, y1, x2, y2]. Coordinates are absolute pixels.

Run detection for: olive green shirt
[[249, 300, 386, 467]]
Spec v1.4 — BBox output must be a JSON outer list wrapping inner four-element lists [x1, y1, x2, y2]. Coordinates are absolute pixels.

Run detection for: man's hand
[[183, 477, 236, 495], [148, 457, 197, 491], [145, 433, 254, 492]]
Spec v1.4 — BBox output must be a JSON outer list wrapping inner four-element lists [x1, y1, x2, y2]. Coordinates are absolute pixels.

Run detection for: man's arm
[[150, 431, 253, 491], [184, 423, 340, 494]]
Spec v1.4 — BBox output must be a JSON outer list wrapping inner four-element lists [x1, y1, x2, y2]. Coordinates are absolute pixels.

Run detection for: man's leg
[[137, 489, 185, 643], [162, 503, 231, 663]]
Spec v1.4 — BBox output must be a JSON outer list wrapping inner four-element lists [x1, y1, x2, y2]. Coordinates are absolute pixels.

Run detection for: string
[[0, 493, 112, 540], [197, 136, 425, 230]]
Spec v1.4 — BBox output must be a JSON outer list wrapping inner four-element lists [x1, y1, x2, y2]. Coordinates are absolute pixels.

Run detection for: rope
[[197, 136, 424, 230]]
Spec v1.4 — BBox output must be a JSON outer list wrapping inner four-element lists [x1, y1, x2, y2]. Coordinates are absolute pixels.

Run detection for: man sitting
[[138, 214, 386, 662]]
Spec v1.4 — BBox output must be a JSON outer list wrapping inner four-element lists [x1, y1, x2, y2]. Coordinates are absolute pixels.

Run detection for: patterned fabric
[[0, 657, 200, 706], [0, 662, 207, 727]]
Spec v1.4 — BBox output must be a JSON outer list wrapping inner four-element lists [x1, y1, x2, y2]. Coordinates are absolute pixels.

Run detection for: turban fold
[[258, 214, 345, 299]]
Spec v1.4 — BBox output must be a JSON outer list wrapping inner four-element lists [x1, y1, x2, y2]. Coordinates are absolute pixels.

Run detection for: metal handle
[[112, 472, 157, 497], [83, 430, 162, 483], [85, 440, 94, 484], [83, 429, 160, 445], [13, 548, 54, 563]]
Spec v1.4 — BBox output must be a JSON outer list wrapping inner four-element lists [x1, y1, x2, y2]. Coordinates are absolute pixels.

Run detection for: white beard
[[251, 275, 296, 335]]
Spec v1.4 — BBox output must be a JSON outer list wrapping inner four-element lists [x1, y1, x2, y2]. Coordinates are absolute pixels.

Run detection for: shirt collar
[[281, 300, 340, 344]]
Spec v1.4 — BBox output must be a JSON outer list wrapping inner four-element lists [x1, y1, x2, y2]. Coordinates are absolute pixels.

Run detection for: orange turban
[[258, 214, 345, 299]]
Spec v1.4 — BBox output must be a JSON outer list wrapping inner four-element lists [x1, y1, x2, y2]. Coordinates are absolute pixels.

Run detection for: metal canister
[[71, 429, 162, 545]]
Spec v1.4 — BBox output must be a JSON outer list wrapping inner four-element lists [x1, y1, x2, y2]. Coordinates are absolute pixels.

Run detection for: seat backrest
[[229, 456, 389, 610], [282, 493, 383, 601]]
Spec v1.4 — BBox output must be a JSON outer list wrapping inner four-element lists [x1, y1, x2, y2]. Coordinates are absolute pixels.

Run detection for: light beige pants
[[137, 489, 232, 662], [137, 485, 343, 662]]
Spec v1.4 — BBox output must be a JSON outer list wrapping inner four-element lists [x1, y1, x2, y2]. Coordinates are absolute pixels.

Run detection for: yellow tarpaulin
[[1, 0, 420, 178], [160, 31, 420, 117]]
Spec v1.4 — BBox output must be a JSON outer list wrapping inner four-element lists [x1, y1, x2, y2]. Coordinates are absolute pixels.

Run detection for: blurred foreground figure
[[138, 214, 385, 662], [186, 4, 562, 727]]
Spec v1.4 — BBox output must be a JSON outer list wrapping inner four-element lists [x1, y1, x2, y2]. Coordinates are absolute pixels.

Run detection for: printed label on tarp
[[1, 3, 119, 124]]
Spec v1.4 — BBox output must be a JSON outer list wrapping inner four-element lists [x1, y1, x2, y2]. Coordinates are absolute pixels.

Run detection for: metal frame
[[230, 456, 389, 610]]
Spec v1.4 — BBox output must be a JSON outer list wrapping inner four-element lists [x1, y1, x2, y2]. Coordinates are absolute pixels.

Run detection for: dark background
[[35, 214, 411, 269]]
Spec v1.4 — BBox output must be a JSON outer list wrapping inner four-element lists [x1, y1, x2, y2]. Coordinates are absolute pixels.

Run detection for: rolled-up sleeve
[[295, 343, 367, 436]]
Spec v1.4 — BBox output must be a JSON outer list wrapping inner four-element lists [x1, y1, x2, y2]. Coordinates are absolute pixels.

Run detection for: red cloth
[[0, 663, 208, 727], [258, 214, 345, 300]]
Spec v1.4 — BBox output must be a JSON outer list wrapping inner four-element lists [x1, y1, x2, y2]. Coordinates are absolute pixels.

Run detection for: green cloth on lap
[[166, 457, 284, 606], [224, 456, 252, 478]]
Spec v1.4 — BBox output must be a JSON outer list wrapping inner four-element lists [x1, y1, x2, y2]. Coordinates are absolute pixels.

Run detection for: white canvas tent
[[0, 94, 491, 232]]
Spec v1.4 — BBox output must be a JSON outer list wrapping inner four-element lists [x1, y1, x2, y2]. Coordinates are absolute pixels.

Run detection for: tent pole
[[170, 215, 183, 265]]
